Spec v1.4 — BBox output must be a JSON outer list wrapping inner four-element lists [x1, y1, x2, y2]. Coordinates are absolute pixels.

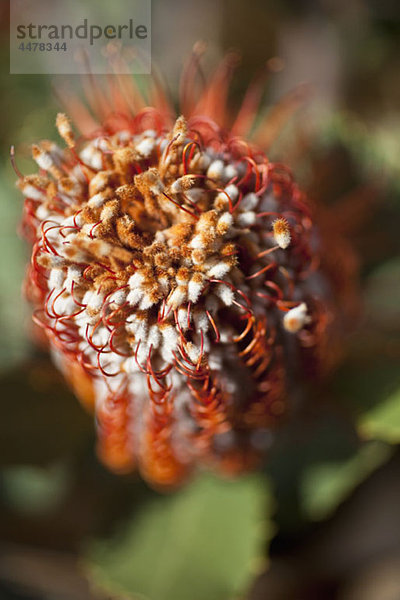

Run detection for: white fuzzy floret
[[217, 212, 233, 231], [52, 293, 76, 316], [167, 286, 187, 309], [240, 192, 259, 211], [275, 230, 291, 249], [126, 318, 148, 342], [188, 277, 204, 303], [87, 291, 105, 312], [194, 311, 209, 333], [207, 261, 231, 279], [80, 145, 103, 170], [215, 283, 234, 306], [177, 306, 190, 331], [147, 325, 161, 349], [223, 164, 237, 182], [224, 184, 239, 202], [22, 184, 44, 200], [88, 192, 108, 209], [208, 351, 222, 370], [36, 205, 51, 220], [127, 288, 144, 306], [128, 272, 144, 290], [207, 159, 224, 180], [34, 151, 53, 171], [45, 255, 67, 269], [161, 325, 179, 353], [185, 343, 201, 364], [283, 303, 311, 333], [110, 289, 127, 306], [136, 137, 155, 157], [49, 269, 65, 290], [64, 266, 82, 290], [190, 234, 205, 250], [236, 211, 256, 228], [139, 294, 157, 310]]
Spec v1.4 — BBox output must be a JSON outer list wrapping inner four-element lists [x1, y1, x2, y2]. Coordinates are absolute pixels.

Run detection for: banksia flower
[[17, 53, 354, 487]]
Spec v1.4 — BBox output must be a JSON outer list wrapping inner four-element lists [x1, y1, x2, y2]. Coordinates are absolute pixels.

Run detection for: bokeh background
[[1, 0, 400, 598]]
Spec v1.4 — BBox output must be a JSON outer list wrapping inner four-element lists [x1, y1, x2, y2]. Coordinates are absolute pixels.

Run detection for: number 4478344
[[18, 42, 67, 51]]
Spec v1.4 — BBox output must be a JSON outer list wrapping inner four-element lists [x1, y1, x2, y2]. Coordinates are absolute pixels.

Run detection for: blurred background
[[1, 0, 400, 598]]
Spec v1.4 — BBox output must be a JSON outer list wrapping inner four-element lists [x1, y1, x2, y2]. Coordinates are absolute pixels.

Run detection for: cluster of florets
[[20, 110, 326, 487]]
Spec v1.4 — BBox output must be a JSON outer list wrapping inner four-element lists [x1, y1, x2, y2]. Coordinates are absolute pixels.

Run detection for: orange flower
[[18, 54, 350, 487]]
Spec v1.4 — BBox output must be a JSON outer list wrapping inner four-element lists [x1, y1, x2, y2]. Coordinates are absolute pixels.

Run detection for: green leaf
[[0, 165, 30, 372], [0, 360, 92, 467], [2, 463, 70, 515], [300, 442, 391, 521], [85, 473, 272, 600], [364, 258, 400, 327], [332, 356, 400, 415], [358, 388, 400, 443], [320, 112, 400, 193]]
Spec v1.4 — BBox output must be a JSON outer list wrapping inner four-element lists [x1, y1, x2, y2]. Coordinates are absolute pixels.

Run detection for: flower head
[[18, 55, 350, 487]]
